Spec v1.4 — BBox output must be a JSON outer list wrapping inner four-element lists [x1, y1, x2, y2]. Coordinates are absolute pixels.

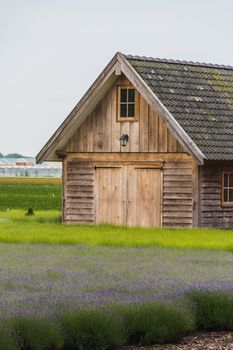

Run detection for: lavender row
[[0, 244, 232, 319]]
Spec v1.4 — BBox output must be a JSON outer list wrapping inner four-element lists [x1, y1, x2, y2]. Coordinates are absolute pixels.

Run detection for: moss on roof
[[125, 55, 233, 160]]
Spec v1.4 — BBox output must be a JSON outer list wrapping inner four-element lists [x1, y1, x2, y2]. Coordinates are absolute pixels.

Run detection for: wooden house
[[37, 53, 233, 228]]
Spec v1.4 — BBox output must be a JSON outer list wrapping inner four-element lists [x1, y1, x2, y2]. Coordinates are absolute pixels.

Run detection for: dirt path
[[123, 332, 233, 350]]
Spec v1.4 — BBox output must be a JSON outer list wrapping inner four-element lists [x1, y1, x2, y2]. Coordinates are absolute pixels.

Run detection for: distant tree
[[5, 153, 24, 158], [0, 153, 3, 158]]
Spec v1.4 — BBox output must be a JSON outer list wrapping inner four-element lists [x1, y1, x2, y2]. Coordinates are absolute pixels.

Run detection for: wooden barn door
[[95, 165, 125, 225], [95, 163, 161, 227], [126, 166, 161, 227]]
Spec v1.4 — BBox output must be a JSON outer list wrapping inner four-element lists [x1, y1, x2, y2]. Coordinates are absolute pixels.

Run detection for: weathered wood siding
[[64, 159, 94, 223], [163, 160, 193, 227], [66, 75, 185, 154], [64, 154, 194, 227], [201, 165, 233, 228]]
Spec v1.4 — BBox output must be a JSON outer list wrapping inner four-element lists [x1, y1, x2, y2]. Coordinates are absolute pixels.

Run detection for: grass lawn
[[1, 177, 233, 250], [1, 209, 233, 250], [0, 177, 61, 211]]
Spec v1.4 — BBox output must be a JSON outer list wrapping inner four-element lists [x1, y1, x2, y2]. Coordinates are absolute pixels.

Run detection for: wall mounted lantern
[[119, 134, 129, 147]]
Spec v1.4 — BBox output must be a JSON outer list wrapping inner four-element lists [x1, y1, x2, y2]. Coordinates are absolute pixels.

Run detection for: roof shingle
[[125, 54, 233, 160]]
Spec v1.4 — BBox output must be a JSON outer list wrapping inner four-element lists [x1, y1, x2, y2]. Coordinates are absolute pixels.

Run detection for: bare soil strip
[[123, 332, 233, 350]]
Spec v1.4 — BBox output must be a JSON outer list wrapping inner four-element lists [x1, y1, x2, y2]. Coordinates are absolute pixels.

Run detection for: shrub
[[187, 290, 233, 331], [0, 327, 19, 350], [25, 207, 34, 216], [11, 317, 63, 350], [120, 302, 195, 345], [59, 309, 125, 350]]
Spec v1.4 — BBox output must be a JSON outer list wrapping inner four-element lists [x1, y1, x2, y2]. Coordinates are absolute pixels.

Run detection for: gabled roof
[[126, 55, 233, 161], [37, 52, 233, 164]]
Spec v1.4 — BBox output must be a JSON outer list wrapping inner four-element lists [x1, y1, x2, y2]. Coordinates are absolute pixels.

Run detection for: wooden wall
[[201, 165, 233, 228], [64, 159, 94, 223], [63, 154, 194, 227], [163, 160, 193, 227], [65, 75, 185, 154]]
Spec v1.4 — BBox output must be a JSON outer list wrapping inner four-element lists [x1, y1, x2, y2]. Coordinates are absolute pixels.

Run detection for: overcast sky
[[1, 0, 233, 157]]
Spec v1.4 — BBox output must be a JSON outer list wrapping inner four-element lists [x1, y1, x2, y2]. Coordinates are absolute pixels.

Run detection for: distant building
[[0, 158, 61, 177]]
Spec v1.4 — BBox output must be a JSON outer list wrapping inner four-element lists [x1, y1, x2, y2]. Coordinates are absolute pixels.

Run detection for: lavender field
[[1, 243, 233, 320]]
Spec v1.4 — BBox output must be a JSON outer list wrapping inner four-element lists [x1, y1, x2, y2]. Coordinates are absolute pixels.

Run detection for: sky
[[1, 0, 233, 157]]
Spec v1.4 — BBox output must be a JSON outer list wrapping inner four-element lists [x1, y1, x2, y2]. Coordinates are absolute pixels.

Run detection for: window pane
[[229, 190, 233, 202], [229, 174, 233, 187], [120, 89, 127, 103], [224, 173, 228, 187], [224, 189, 228, 202], [128, 104, 135, 117], [120, 104, 127, 117], [128, 89, 135, 102]]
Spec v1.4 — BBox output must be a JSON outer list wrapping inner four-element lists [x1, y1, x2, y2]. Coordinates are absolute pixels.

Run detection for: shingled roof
[[125, 55, 233, 160]]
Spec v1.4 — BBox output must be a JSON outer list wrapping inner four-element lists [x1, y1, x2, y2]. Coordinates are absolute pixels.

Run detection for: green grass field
[[1, 177, 233, 250], [0, 177, 61, 211], [0, 209, 233, 250]]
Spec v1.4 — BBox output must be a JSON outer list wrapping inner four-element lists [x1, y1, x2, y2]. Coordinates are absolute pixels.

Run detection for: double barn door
[[95, 163, 161, 227]]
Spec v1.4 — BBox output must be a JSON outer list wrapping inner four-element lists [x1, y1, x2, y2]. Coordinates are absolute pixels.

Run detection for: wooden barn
[[37, 53, 233, 228]]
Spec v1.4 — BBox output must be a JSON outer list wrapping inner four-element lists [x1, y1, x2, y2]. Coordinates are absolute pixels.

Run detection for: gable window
[[117, 86, 138, 121], [222, 171, 233, 205]]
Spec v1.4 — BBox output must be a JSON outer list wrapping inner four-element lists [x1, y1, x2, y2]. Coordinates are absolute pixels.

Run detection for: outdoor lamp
[[119, 134, 129, 147]]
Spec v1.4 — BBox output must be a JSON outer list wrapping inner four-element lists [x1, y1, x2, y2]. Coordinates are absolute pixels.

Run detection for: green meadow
[[0, 177, 61, 211], [0, 177, 233, 249], [0, 209, 233, 250]]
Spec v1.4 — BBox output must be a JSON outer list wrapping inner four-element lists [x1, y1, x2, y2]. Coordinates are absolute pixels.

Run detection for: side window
[[117, 86, 138, 121], [222, 171, 233, 205]]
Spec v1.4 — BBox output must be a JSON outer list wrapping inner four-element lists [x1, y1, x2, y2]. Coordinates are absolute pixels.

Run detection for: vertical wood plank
[[122, 165, 127, 225], [177, 141, 185, 153], [192, 161, 199, 227], [111, 87, 121, 152], [82, 118, 88, 151], [104, 89, 112, 152], [120, 122, 130, 153], [95, 103, 104, 151], [168, 131, 178, 152], [76, 126, 83, 152], [62, 159, 67, 222], [126, 166, 135, 226], [95, 167, 99, 223], [158, 119, 168, 152], [148, 108, 158, 152], [139, 96, 149, 152], [86, 114, 93, 152], [129, 121, 139, 152]]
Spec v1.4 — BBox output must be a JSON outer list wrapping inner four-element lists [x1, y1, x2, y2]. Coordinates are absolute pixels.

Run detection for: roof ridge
[[124, 54, 233, 71]]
